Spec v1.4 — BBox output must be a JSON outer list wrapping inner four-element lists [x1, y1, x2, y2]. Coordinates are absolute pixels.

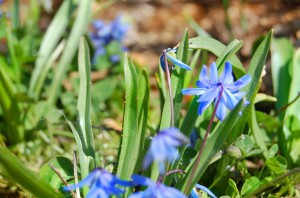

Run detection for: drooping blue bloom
[[182, 61, 251, 121], [160, 47, 191, 72], [142, 127, 189, 174], [90, 15, 129, 64], [129, 174, 187, 198], [189, 184, 217, 198], [63, 168, 133, 198]]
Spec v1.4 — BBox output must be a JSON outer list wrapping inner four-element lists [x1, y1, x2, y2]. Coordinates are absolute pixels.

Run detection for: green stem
[[163, 50, 175, 127], [184, 89, 223, 194]]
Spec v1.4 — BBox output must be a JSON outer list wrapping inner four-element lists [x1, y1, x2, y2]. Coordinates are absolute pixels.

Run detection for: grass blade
[[0, 147, 63, 198]]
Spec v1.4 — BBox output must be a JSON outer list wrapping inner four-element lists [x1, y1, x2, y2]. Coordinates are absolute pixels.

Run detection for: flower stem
[[184, 89, 223, 194], [163, 50, 175, 127], [157, 169, 185, 183]]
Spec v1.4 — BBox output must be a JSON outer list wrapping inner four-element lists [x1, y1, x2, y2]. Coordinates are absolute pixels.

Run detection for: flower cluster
[[63, 168, 133, 198], [90, 15, 129, 64], [182, 61, 251, 121], [63, 54, 248, 197]]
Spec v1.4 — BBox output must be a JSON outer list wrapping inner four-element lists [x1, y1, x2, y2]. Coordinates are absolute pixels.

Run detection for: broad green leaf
[[0, 147, 63, 198], [235, 135, 254, 154], [40, 157, 74, 189], [256, 111, 280, 132], [266, 156, 287, 174], [92, 77, 117, 110], [267, 144, 278, 159], [271, 38, 293, 115], [228, 179, 240, 197], [189, 37, 245, 78], [247, 149, 263, 157], [116, 54, 140, 180], [241, 176, 261, 196], [29, 0, 77, 99]]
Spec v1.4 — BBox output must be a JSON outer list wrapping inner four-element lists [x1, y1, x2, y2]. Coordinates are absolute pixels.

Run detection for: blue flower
[[63, 168, 133, 198], [142, 127, 189, 174], [90, 15, 129, 64], [181, 61, 251, 121], [160, 48, 191, 72], [189, 184, 217, 198], [129, 174, 187, 198]]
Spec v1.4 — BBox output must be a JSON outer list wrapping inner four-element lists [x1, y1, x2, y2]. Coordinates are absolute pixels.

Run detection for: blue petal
[[159, 53, 167, 72], [142, 148, 154, 170], [63, 171, 94, 191], [215, 99, 227, 121], [188, 189, 199, 198], [114, 178, 134, 187], [198, 65, 211, 88], [182, 88, 206, 95], [198, 86, 219, 102], [198, 99, 214, 115], [131, 175, 154, 186], [219, 61, 234, 84], [194, 184, 217, 198], [87, 187, 108, 198], [226, 74, 252, 91], [209, 62, 219, 84], [166, 53, 191, 71], [163, 128, 189, 146], [160, 185, 187, 198], [223, 88, 239, 110]]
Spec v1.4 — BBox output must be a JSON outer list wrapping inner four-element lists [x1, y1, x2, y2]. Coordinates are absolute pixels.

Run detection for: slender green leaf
[[189, 37, 245, 78], [0, 58, 24, 144], [116, 54, 140, 180], [0, 147, 63, 198], [215, 39, 243, 72], [48, 0, 92, 104], [283, 48, 300, 164], [152, 29, 190, 181], [271, 38, 293, 114], [136, 69, 149, 169], [29, 0, 77, 98]]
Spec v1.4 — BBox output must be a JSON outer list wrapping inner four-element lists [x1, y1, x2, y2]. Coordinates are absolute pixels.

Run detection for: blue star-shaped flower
[[142, 127, 189, 174], [63, 168, 133, 198], [129, 174, 187, 198], [160, 48, 191, 72], [182, 61, 251, 121]]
